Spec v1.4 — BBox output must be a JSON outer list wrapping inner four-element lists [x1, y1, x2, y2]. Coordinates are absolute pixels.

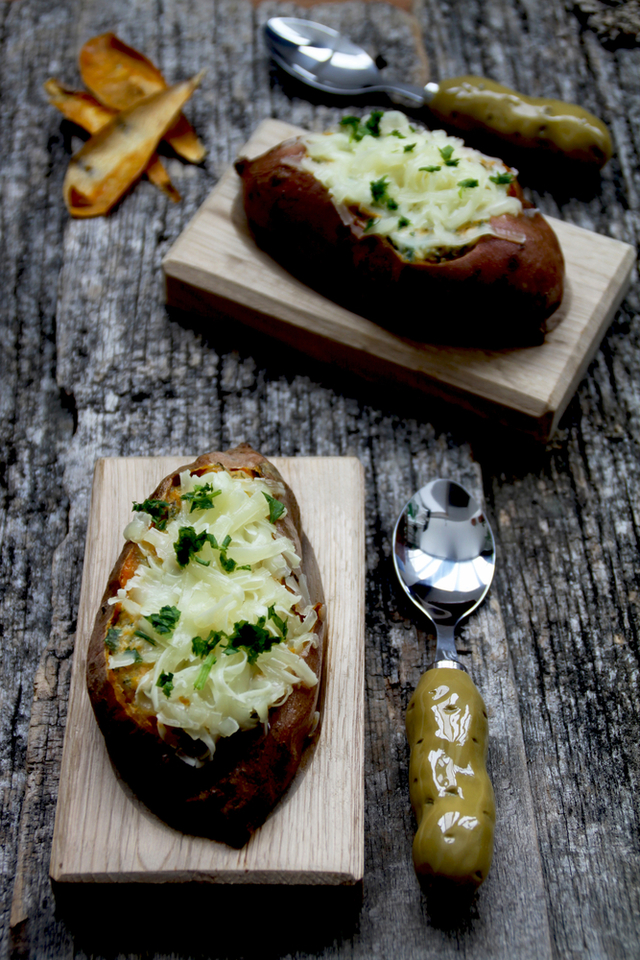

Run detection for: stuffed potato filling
[[105, 468, 319, 762], [301, 110, 523, 261]]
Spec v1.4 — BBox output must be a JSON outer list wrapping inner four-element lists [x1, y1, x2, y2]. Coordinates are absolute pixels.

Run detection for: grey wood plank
[[1, 0, 639, 957]]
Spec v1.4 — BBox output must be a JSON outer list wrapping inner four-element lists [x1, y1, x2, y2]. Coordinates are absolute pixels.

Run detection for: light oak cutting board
[[163, 119, 635, 441], [50, 455, 365, 885]]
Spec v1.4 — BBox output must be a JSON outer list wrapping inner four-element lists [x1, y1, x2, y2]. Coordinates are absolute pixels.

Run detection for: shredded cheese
[[301, 110, 522, 260], [106, 468, 319, 761]]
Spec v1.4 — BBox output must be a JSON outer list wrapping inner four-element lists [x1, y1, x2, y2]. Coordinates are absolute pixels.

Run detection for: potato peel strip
[[63, 73, 202, 218], [44, 78, 180, 203], [79, 33, 206, 163]]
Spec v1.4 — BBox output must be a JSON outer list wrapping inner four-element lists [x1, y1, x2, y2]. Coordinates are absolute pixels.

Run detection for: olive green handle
[[406, 667, 495, 888], [429, 76, 612, 168]]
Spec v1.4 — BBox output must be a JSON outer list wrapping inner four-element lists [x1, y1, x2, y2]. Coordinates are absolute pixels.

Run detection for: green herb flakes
[[489, 172, 515, 185], [105, 628, 120, 652], [174, 526, 213, 567], [181, 482, 221, 513], [263, 492, 285, 523], [132, 498, 172, 531], [340, 111, 383, 142], [146, 605, 181, 635], [224, 617, 279, 665], [156, 671, 174, 698], [268, 605, 288, 639], [194, 651, 217, 691], [439, 145, 459, 166], [370, 177, 398, 211]]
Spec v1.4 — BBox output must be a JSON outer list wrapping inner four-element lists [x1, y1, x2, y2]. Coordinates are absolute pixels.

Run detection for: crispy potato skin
[[86, 444, 324, 847], [235, 138, 565, 346]]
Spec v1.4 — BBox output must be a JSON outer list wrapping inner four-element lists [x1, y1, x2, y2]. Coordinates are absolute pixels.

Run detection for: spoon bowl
[[393, 478, 495, 665], [265, 17, 430, 105]]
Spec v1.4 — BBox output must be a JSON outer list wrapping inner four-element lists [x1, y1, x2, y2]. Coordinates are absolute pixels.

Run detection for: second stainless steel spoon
[[393, 478, 496, 888]]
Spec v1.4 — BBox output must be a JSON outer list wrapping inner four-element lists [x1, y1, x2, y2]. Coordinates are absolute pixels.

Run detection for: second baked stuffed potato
[[235, 111, 565, 346], [86, 444, 324, 847]]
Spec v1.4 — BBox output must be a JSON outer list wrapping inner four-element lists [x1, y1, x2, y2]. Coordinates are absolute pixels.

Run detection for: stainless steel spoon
[[393, 479, 497, 888], [393, 478, 495, 667], [265, 16, 433, 106], [265, 17, 613, 168]]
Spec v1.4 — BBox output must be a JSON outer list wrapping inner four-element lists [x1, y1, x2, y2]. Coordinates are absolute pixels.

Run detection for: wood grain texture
[[51, 455, 365, 885], [2, 0, 639, 958], [163, 118, 634, 442]]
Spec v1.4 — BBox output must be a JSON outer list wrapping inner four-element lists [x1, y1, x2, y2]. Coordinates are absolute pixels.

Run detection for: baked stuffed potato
[[235, 111, 565, 346], [86, 444, 324, 847]]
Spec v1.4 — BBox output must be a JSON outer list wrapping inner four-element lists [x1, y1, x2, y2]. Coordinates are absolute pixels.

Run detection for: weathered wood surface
[[0, 0, 638, 958]]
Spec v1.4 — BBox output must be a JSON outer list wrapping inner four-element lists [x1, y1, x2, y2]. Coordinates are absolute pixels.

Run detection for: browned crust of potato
[[86, 443, 325, 847], [235, 138, 565, 346]]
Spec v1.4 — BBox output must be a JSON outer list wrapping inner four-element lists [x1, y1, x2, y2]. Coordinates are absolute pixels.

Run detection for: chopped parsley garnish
[[489, 172, 515, 185], [174, 526, 248, 573], [340, 111, 383, 141], [458, 178, 479, 190], [390, 129, 406, 138], [193, 651, 217, 690], [224, 617, 279, 665], [340, 115, 364, 140], [439, 145, 459, 166], [398, 217, 411, 229], [156, 671, 174, 698], [363, 218, 376, 233], [192, 630, 222, 658], [403, 143, 416, 153], [364, 111, 383, 137], [124, 647, 143, 664], [419, 165, 441, 173], [180, 483, 221, 513], [105, 628, 120, 652], [146, 605, 181, 635], [134, 629, 157, 646], [268, 605, 288, 640], [174, 526, 215, 567], [191, 609, 287, 686], [263, 491, 285, 523], [370, 177, 398, 211], [132, 498, 172, 530]]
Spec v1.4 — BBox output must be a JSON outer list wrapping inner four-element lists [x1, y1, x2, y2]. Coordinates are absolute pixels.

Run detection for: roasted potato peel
[[44, 78, 181, 203], [63, 73, 202, 218], [79, 33, 206, 163]]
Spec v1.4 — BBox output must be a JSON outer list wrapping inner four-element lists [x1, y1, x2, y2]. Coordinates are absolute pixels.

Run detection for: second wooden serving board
[[163, 119, 635, 441], [50, 455, 365, 885]]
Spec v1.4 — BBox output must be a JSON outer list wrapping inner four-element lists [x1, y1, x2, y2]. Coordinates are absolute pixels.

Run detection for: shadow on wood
[[166, 301, 563, 471], [52, 881, 363, 958]]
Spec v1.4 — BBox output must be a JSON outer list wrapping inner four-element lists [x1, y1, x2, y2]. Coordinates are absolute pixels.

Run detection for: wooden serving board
[[50, 456, 365, 885], [163, 119, 635, 441]]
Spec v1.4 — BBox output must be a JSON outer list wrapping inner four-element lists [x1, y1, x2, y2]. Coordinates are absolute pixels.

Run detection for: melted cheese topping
[[107, 468, 318, 762], [301, 110, 522, 260]]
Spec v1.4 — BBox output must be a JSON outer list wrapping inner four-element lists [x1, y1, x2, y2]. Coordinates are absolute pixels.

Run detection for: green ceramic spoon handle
[[406, 666, 496, 888]]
